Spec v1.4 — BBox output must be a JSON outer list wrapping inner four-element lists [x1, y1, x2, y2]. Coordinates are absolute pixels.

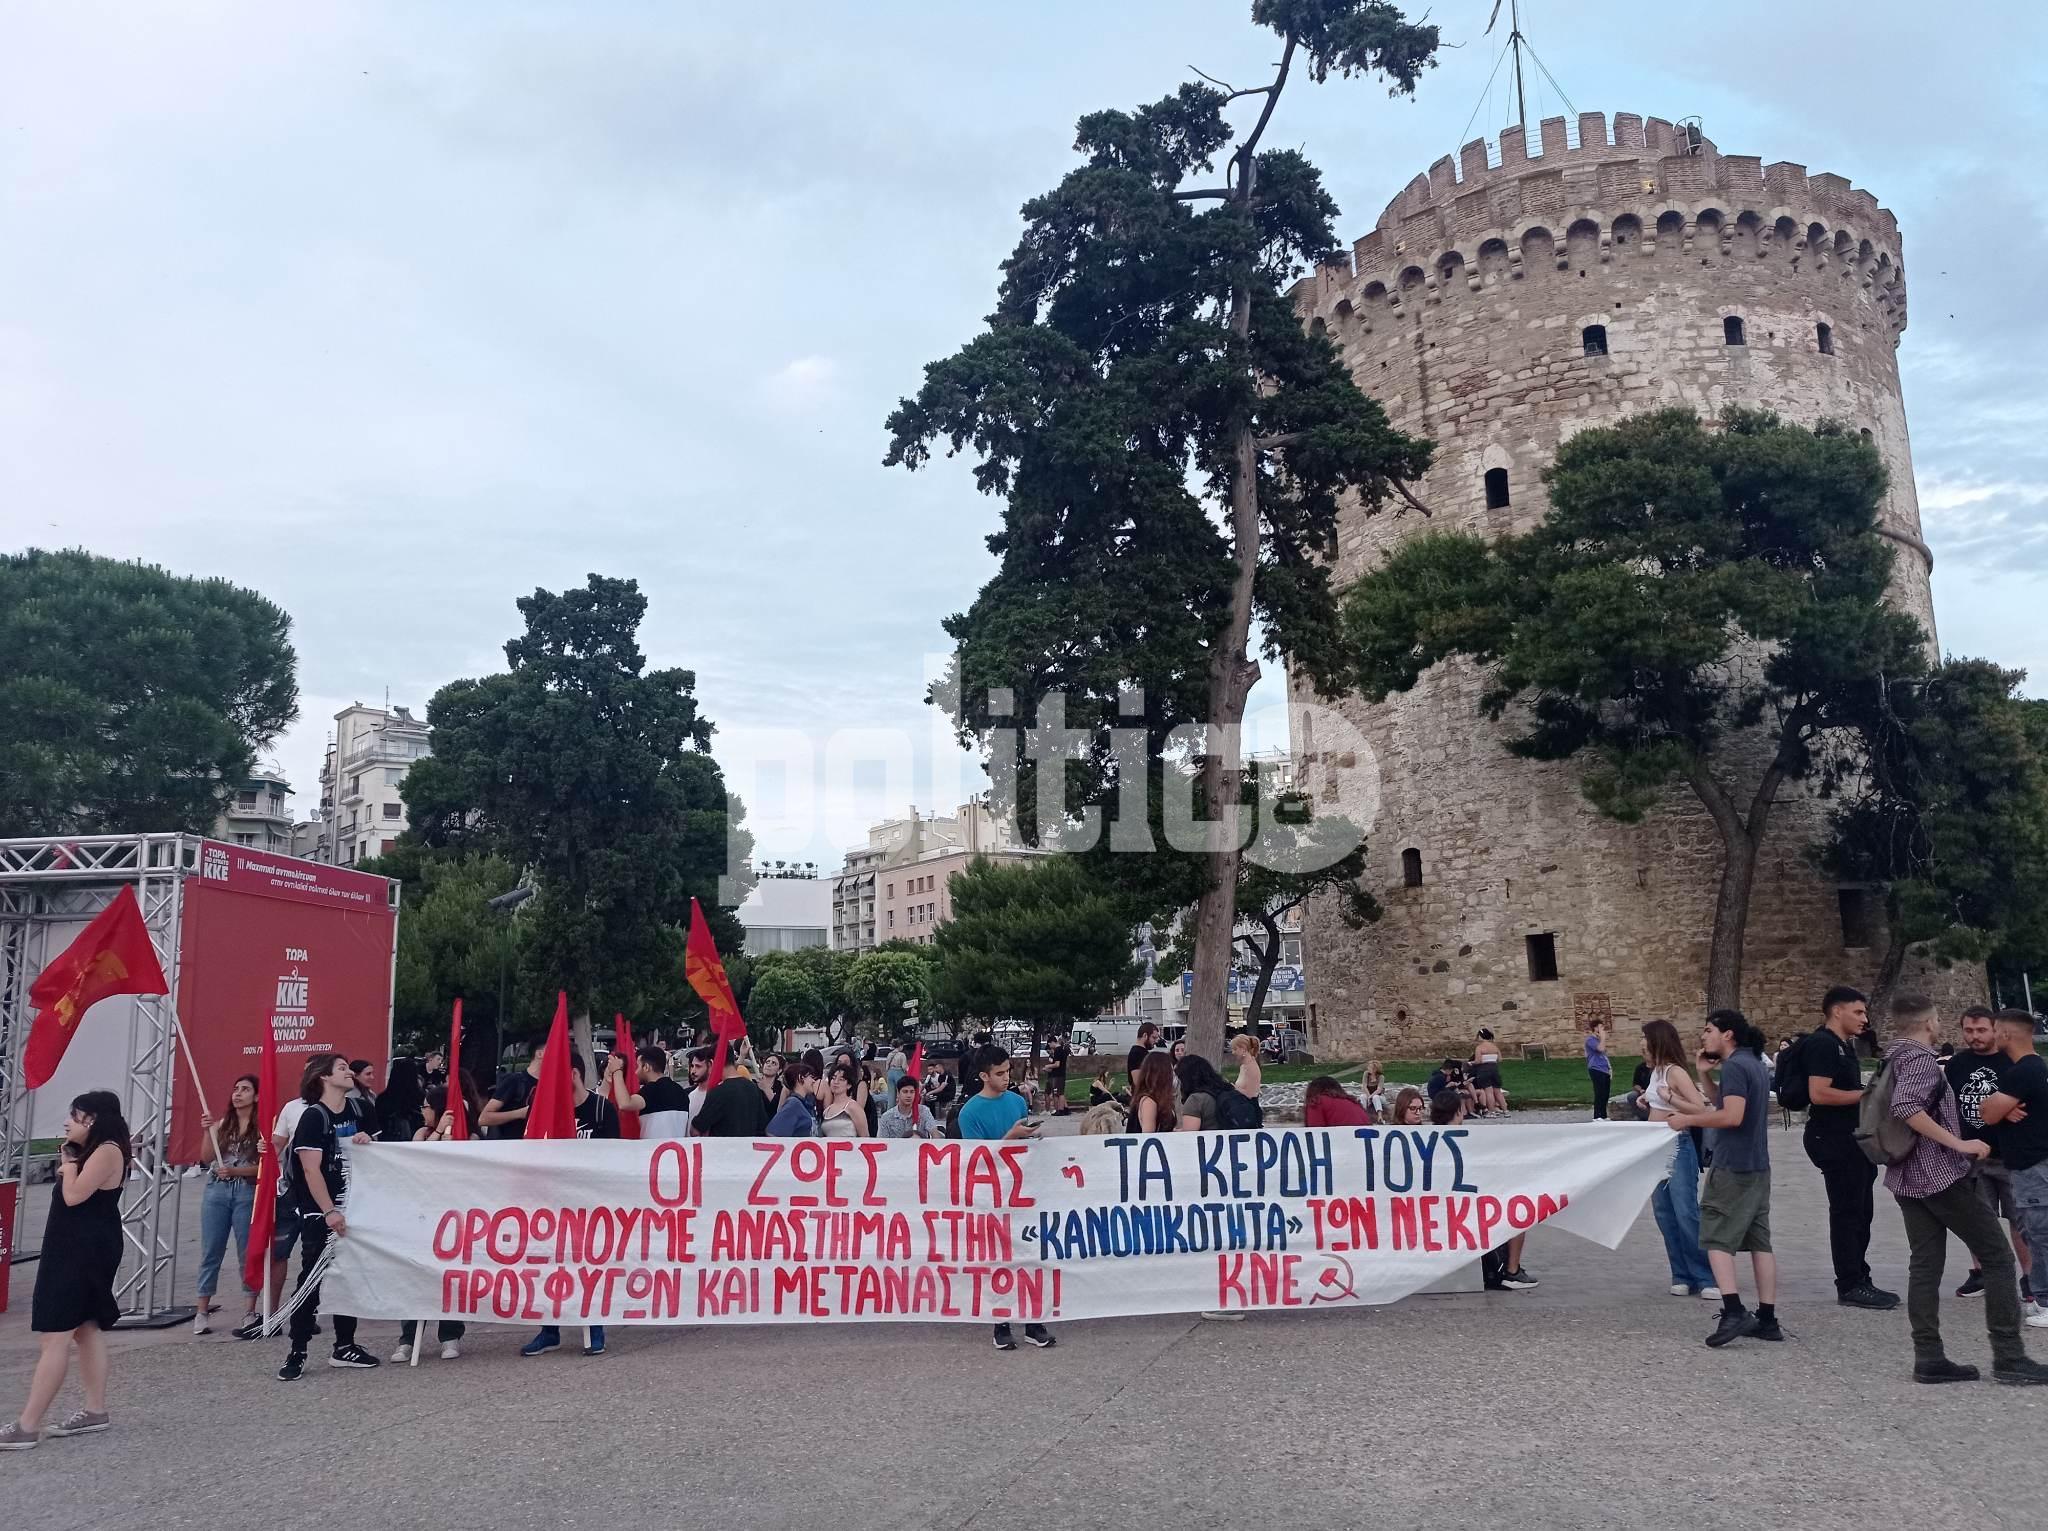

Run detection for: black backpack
[[1775, 1032, 1815, 1112], [1212, 1087, 1264, 1132]]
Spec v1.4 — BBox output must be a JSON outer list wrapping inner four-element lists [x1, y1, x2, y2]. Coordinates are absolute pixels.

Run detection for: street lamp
[[485, 886, 535, 1072]]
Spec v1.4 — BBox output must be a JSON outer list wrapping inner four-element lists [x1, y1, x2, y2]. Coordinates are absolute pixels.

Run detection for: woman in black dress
[[1, 1090, 130, 1450]]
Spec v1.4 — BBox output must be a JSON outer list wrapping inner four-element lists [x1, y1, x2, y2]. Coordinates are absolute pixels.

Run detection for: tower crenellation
[[1298, 112, 1905, 340]]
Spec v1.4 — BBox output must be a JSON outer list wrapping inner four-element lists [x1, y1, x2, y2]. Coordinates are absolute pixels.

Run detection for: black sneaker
[[231, 1315, 266, 1341], [1913, 1357, 1980, 1384], [1955, 1270, 1986, 1299], [1500, 1269, 1540, 1290], [1023, 1325, 1057, 1348], [992, 1325, 1017, 1352], [1992, 1357, 2048, 1386], [328, 1342, 380, 1370], [278, 1351, 307, 1381], [1706, 1308, 1758, 1348], [1751, 1314, 1785, 1342], [1838, 1283, 1901, 1310]]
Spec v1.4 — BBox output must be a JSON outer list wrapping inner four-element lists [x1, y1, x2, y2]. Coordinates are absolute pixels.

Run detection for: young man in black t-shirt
[[1946, 1006, 2033, 1301], [280, 1053, 381, 1380], [1802, 986, 1899, 1310], [481, 1040, 548, 1141], [1125, 1023, 1160, 1090], [1981, 1010, 2048, 1330], [1045, 1036, 1072, 1115]]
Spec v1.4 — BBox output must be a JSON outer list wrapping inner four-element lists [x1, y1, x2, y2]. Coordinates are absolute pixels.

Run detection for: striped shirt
[[1883, 1039, 1969, 1200]]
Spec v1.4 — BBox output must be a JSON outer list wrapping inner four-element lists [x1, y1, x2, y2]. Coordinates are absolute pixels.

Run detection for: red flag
[[525, 992, 576, 1141], [242, 1025, 279, 1293], [684, 899, 745, 1086], [24, 885, 169, 1088], [444, 999, 470, 1142], [612, 1012, 641, 1140]]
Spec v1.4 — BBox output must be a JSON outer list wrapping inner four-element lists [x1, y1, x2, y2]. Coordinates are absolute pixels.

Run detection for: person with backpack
[[1870, 995, 2047, 1384], [279, 1053, 380, 1381], [1176, 1054, 1263, 1132], [1799, 985, 1899, 1311], [1662, 1010, 1783, 1348]]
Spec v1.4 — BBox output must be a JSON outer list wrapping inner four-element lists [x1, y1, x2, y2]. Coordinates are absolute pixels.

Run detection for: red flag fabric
[[444, 998, 470, 1143], [684, 899, 746, 1086], [525, 992, 576, 1141], [242, 1025, 279, 1293], [24, 885, 170, 1088], [613, 1013, 641, 1140]]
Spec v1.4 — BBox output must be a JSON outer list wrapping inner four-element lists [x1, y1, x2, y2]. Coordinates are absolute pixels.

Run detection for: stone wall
[[1288, 111, 1982, 1062]]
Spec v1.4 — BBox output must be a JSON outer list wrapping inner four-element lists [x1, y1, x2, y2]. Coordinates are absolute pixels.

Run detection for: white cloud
[[761, 355, 840, 408]]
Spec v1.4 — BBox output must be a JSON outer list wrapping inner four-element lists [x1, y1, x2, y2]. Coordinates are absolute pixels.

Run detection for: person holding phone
[[957, 1044, 1054, 1352]]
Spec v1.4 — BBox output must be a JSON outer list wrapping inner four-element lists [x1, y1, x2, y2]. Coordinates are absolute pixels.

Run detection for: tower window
[[1401, 847, 1423, 888], [1838, 889, 1876, 949], [1525, 933, 1559, 982], [1816, 322, 1834, 355], [1483, 468, 1511, 510], [1723, 315, 1747, 346], [1582, 324, 1608, 357]]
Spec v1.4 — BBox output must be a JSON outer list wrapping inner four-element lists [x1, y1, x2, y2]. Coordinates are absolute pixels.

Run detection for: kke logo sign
[[273, 948, 313, 1045], [201, 845, 231, 883]]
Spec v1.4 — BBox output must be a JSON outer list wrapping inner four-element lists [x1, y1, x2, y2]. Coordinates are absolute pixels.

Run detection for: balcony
[[227, 798, 294, 824]]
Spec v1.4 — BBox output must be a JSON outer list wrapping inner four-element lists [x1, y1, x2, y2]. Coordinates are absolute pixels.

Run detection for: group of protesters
[[9, 986, 2048, 1447]]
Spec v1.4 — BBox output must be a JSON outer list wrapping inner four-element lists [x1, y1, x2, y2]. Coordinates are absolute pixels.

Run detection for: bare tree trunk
[[1241, 916, 1282, 1033], [1189, 45, 1294, 1068], [1866, 895, 1910, 1050], [1685, 743, 1792, 1015]]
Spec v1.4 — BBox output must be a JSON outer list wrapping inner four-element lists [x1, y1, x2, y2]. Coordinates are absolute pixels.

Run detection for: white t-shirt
[[270, 1100, 307, 1199]]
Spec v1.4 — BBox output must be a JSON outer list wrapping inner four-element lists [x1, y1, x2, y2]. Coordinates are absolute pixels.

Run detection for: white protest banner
[[323, 1124, 1677, 1326]]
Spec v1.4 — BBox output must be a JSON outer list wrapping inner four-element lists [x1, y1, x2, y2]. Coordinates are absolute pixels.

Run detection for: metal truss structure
[[1, 834, 194, 1323]]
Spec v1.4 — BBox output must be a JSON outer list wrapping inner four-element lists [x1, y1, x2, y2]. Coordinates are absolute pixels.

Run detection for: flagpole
[[173, 1021, 228, 1175], [1510, 0, 1527, 133]]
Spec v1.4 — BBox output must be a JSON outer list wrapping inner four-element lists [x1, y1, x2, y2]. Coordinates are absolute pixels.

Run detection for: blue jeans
[[1651, 1131, 1716, 1291], [197, 1175, 257, 1300]]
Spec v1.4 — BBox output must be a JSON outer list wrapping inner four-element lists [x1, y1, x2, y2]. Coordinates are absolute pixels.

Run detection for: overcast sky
[[5, 1, 2043, 870]]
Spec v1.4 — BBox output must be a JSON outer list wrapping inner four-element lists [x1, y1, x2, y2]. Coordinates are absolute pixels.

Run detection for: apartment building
[[211, 766, 297, 855], [315, 702, 431, 865], [829, 801, 1028, 953]]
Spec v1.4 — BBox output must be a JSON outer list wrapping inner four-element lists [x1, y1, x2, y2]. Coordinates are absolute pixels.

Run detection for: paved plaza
[[5, 1121, 2045, 1531]]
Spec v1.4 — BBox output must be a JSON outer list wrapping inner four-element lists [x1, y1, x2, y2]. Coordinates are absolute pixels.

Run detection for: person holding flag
[[877, 1074, 941, 1139], [684, 899, 747, 1086], [279, 1054, 380, 1381]]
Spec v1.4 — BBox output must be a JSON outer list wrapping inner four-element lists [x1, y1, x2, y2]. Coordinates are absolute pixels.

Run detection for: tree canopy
[[0, 548, 298, 836], [1343, 407, 1932, 1008], [934, 856, 1143, 1050], [886, 1, 1438, 1060], [400, 575, 752, 1038], [1820, 657, 2048, 1004]]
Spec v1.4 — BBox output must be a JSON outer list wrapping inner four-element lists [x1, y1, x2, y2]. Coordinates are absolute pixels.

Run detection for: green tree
[[842, 950, 935, 1042], [1154, 765, 1378, 1029], [1343, 408, 1931, 1011], [745, 965, 826, 1050], [749, 946, 855, 1038], [0, 548, 298, 835], [401, 575, 753, 1060], [1819, 657, 2048, 1012], [935, 856, 1143, 1059], [378, 849, 526, 1056], [885, 2, 1438, 1062]]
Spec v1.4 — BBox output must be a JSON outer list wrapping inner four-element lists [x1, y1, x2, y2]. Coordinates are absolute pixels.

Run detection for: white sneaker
[[192, 1310, 212, 1335], [390, 1343, 412, 1363], [439, 1341, 461, 1360], [1199, 1310, 1247, 1322], [2025, 1307, 2048, 1329], [1698, 1286, 1722, 1301], [1669, 1283, 1691, 1297]]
